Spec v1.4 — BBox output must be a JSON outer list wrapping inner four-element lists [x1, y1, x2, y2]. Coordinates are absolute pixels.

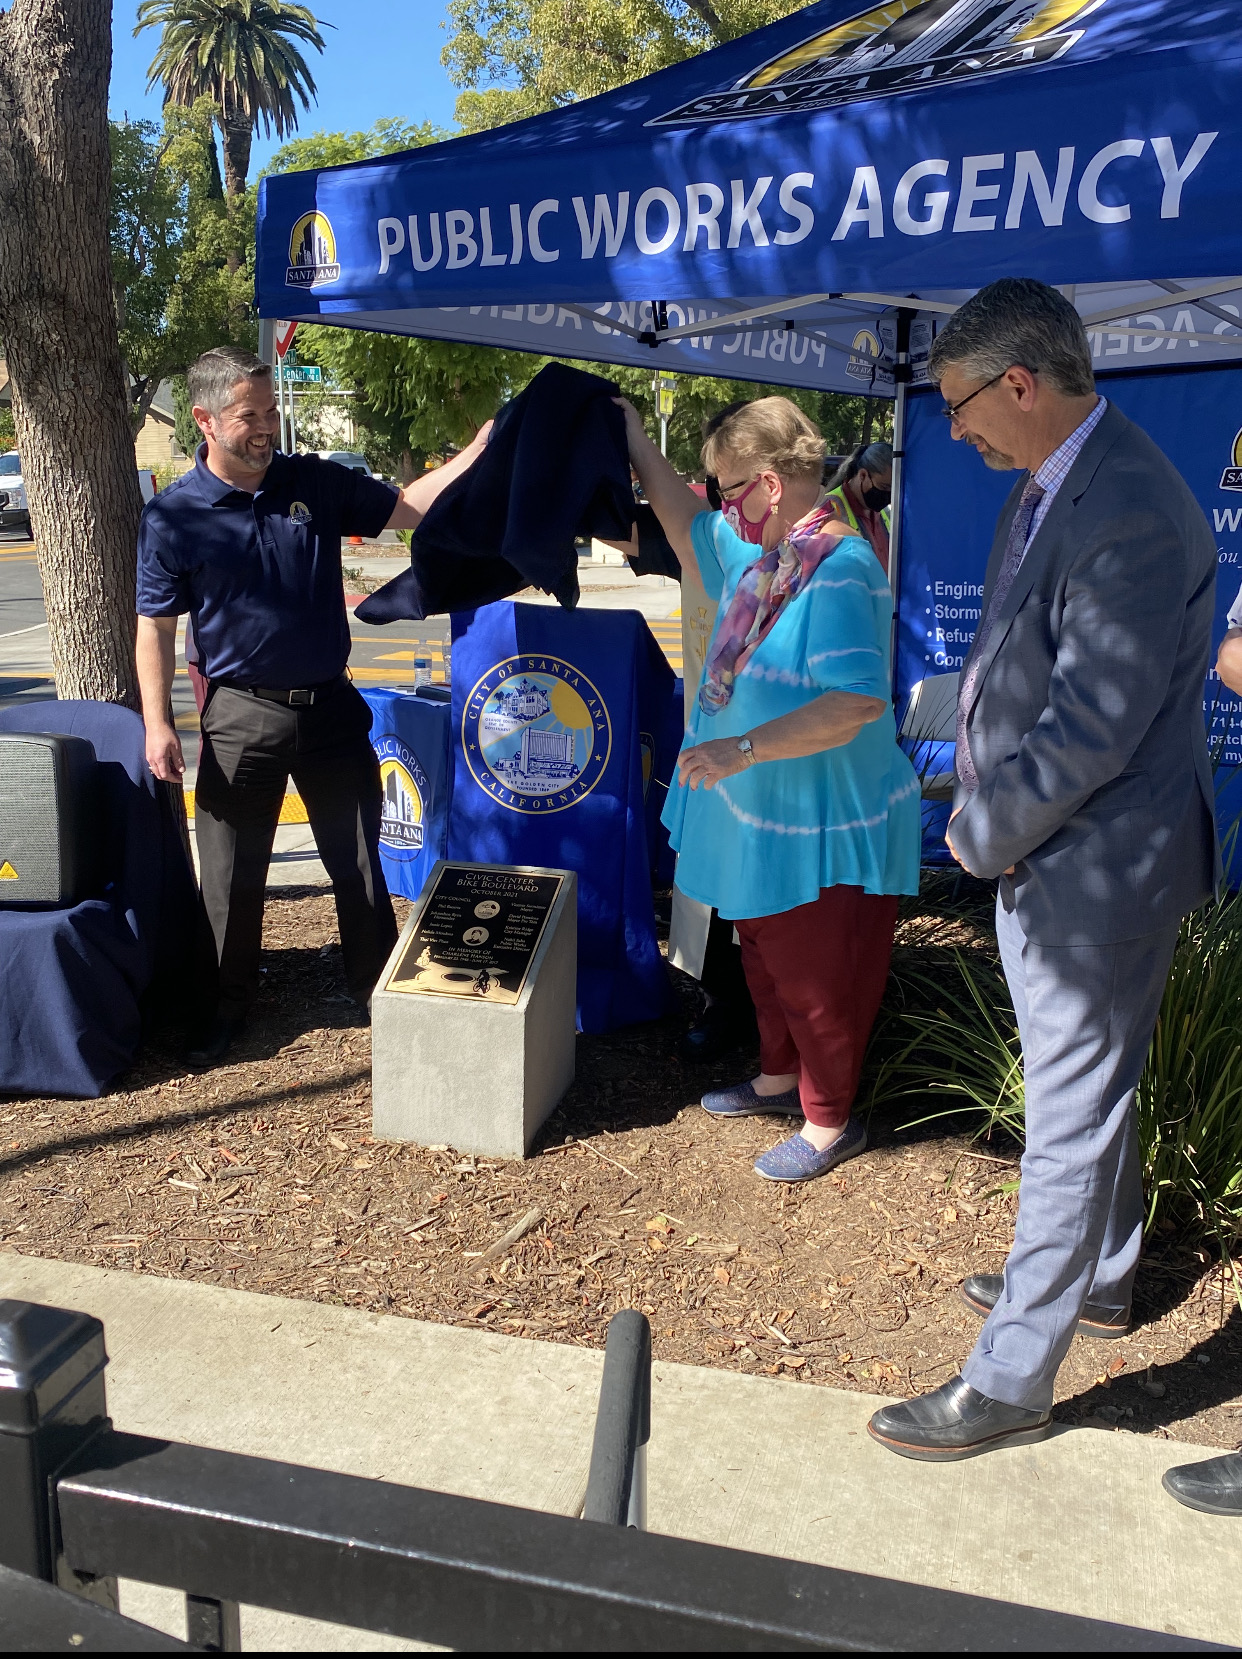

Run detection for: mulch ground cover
[[2, 887, 1239, 1450]]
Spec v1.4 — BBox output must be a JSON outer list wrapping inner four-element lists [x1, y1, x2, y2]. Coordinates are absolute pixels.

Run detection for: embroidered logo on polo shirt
[[289, 501, 312, 525]]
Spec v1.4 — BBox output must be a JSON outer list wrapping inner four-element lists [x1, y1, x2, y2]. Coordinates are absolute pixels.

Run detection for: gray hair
[[187, 346, 272, 416], [828, 440, 892, 490], [928, 278, 1095, 399]]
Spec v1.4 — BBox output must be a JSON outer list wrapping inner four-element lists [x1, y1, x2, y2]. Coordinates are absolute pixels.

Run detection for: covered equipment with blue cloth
[[360, 686, 451, 900], [0, 701, 202, 1098], [450, 601, 678, 1032], [357, 363, 634, 623]]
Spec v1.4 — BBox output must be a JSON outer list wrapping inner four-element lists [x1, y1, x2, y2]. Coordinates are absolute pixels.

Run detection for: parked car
[[0, 454, 160, 536], [314, 449, 373, 474], [0, 451, 29, 533]]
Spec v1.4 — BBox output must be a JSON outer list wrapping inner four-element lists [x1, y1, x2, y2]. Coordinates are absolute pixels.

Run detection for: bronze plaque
[[385, 864, 564, 1004]]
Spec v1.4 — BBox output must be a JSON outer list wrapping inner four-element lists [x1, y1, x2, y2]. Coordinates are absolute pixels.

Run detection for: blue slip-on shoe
[[754, 1117, 867, 1182], [701, 1079, 803, 1118]]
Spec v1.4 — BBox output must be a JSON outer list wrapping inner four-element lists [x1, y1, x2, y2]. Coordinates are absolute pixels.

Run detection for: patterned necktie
[[955, 478, 1045, 792]]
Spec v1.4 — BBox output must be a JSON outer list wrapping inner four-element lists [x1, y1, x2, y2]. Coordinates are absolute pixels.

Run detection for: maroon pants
[[733, 885, 899, 1128]]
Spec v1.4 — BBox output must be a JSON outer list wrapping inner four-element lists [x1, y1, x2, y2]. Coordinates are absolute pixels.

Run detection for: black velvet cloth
[[357, 362, 634, 624], [629, 503, 682, 580], [0, 701, 202, 1097]]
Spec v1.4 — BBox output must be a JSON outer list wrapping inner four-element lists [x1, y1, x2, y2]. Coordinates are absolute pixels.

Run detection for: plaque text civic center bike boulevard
[[385, 863, 564, 1004]]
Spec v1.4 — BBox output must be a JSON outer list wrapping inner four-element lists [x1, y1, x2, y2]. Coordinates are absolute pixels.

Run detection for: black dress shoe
[[186, 1012, 246, 1071], [962, 1273, 1131, 1340], [1162, 1452, 1242, 1515], [868, 1375, 1053, 1462], [676, 1002, 757, 1064]]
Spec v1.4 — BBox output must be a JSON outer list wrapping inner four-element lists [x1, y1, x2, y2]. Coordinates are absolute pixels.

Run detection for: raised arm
[[614, 398, 705, 573], [385, 420, 494, 532]]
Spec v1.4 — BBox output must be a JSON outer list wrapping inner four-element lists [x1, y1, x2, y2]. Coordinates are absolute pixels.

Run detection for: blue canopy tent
[[255, 0, 1242, 625]]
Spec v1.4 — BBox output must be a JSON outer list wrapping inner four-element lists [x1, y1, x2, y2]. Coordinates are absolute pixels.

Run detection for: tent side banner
[[898, 364, 1242, 872]]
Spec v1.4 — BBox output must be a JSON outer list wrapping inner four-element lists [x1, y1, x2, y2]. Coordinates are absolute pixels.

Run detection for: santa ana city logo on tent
[[287, 210, 341, 288], [650, 0, 1104, 125], [1220, 430, 1242, 493]]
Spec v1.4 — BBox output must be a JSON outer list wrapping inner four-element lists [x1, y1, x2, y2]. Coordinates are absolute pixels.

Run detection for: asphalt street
[[0, 540, 683, 881]]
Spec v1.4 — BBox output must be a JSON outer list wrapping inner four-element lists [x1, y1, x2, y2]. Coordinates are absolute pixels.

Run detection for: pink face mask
[[722, 476, 775, 545]]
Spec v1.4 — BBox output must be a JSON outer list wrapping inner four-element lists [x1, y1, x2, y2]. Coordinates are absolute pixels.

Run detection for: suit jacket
[[357, 362, 633, 624], [952, 401, 1219, 946]]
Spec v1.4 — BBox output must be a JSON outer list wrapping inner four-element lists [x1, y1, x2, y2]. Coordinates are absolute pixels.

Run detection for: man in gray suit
[[869, 278, 1218, 1461]]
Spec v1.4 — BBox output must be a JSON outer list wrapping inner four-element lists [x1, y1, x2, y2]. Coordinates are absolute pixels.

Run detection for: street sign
[[275, 320, 298, 359], [283, 365, 322, 383], [657, 374, 676, 420]]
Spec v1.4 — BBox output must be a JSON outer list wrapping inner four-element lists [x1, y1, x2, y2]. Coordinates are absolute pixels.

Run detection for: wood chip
[[472, 1206, 544, 1267]]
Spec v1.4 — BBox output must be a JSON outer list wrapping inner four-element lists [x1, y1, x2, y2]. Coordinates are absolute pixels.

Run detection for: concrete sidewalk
[[0, 1253, 1236, 1651]]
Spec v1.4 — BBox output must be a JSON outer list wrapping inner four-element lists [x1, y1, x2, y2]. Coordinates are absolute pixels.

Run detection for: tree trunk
[[0, 0, 141, 707], [220, 115, 252, 201]]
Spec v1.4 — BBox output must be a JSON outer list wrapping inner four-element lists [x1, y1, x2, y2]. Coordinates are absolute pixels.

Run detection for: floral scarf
[[699, 499, 852, 716]]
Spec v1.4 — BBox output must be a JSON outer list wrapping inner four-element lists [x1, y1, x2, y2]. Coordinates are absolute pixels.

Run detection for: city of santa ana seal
[[462, 655, 612, 814], [374, 733, 428, 860]]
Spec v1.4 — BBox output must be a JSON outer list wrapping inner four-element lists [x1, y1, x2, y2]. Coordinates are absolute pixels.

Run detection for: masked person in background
[[825, 441, 893, 578], [615, 394, 920, 1183]]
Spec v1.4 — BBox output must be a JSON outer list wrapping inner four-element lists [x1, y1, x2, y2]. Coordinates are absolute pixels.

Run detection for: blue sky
[[109, 0, 462, 171]]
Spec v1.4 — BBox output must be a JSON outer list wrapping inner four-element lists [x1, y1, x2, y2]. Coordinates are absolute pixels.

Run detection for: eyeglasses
[[940, 370, 1009, 424], [716, 475, 756, 500]]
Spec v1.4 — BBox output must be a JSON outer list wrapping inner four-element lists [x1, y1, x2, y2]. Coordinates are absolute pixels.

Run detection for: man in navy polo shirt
[[137, 345, 489, 1066]]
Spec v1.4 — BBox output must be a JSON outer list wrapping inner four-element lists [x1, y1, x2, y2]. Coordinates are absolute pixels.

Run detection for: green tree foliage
[[444, 0, 805, 131], [602, 368, 891, 475], [136, 0, 329, 198], [109, 100, 251, 433], [267, 122, 535, 474], [265, 117, 447, 173]]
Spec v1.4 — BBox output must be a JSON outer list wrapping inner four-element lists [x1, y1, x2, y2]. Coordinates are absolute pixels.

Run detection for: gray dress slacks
[[195, 680, 397, 1015], [960, 895, 1180, 1412]]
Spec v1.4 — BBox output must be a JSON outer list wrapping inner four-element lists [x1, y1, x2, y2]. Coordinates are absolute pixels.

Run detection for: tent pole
[[887, 309, 914, 685]]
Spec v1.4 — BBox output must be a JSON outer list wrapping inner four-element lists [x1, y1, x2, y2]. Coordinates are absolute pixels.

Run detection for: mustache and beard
[[971, 435, 1017, 471], [218, 427, 276, 472]]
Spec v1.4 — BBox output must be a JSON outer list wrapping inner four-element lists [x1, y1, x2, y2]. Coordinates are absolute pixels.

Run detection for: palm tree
[[136, 0, 329, 199]]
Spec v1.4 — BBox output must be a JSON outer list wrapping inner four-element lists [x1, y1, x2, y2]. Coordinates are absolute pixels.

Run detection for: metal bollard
[[582, 1310, 651, 1529], [0, 1297, 116, 1606]]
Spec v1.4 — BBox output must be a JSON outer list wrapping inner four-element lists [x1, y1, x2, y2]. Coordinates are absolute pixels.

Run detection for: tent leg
[[888, 370, 909, 684]]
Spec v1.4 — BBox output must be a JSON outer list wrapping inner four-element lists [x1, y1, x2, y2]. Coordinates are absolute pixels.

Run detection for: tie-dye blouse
[[662, 511, 920, 920]]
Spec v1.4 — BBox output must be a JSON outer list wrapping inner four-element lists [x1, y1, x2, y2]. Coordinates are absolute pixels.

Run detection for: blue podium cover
[[449, 602, 676, 1032], [361, 687, 451, 899], [898, 363, 1242, 869]]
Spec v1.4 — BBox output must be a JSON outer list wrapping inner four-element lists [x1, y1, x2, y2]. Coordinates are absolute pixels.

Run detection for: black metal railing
[[0, 1298, 1228, 1653]]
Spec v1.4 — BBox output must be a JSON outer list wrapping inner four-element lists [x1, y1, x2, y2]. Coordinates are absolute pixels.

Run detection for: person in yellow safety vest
[[825, 441, 893, 579]]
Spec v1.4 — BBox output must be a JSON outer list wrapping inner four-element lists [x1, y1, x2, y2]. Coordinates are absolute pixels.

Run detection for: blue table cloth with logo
[[359, 687, 451, 900], [450, 601, 679, 1033]]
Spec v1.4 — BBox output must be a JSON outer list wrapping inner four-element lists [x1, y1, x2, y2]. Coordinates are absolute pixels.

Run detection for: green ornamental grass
[[867, 878, 1242, 1267]]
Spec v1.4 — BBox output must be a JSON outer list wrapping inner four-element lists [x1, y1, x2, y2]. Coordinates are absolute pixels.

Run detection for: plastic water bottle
[[413, 657, 432, 689]]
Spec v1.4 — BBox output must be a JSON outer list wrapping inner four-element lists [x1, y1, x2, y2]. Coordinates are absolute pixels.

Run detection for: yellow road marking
[[184, 787, 308, 825], [351, 666, 448, 683], [372, 649, 445, 662]]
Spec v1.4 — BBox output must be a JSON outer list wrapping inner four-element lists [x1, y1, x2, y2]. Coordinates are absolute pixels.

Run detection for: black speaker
[[0, 732, 99, 908]]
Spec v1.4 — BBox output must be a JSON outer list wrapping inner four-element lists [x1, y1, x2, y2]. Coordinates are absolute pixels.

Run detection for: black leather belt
[[214, 674, 346, 707]]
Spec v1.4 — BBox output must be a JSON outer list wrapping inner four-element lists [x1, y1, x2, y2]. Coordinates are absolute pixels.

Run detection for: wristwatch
[[736, 736, 757, 767]]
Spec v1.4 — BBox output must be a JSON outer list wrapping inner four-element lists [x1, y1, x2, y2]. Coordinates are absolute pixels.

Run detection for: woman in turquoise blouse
[[617, 395, 920, 1182]]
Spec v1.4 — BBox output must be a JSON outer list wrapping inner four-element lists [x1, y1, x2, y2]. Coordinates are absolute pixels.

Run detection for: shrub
[[866, 881, 1242, 1259]]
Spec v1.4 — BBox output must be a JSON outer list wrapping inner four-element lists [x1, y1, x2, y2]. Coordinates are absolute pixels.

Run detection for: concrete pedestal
[[372, 866, 577, 1159]]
